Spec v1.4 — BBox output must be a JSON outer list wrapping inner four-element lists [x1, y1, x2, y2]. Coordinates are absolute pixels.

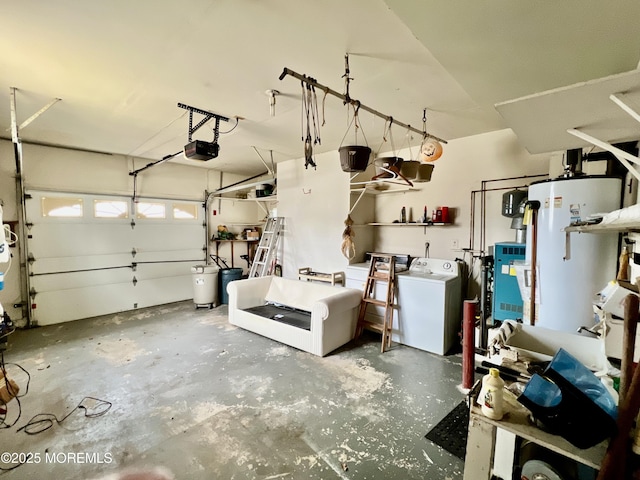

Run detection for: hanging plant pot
[[414, 163, 435, 183], [400, 160, 420, 180], [339, 145, 371, 172]]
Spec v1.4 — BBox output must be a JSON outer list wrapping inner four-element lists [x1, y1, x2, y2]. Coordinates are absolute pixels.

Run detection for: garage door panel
[[30, 253, 134, 275], [134, 249, 204, 263], [33, 283, 134, 325], [133, 276, 193, 309], [29, 223, 134, 257], [133, 223, 204, 251], [134, 263, 195, 281], [31, 268, 134, 292]]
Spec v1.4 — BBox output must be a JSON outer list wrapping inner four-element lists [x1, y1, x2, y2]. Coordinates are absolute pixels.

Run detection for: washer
[[345, 257, 462, 355]]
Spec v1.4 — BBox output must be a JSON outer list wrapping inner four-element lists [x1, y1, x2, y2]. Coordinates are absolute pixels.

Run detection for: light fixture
[[266, 89, 280, 117]]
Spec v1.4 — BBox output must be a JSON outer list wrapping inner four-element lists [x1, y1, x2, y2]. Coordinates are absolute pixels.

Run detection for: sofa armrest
[[227, 276, 273, 311], [311, 288, 362, 320]]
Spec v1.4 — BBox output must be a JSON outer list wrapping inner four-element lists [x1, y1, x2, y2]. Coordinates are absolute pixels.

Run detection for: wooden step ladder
[[248, 217, 284, 278], [354, 253, 396, 353]]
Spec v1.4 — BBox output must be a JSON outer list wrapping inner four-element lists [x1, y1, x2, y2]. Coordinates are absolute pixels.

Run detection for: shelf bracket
[[349, 187, 368, 215]]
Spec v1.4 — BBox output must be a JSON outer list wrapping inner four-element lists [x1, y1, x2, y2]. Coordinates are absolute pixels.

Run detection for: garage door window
[[41, 197, 83, 217], [94, 200, 129, 218], [136, 202, 166, 219], [172, 202, 198, 220]]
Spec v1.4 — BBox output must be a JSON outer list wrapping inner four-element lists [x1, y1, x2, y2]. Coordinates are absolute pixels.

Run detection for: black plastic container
[[218, 268, 243, 304]]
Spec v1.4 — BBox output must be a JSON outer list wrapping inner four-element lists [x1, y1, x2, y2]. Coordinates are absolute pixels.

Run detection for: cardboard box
[[246, 231, 260, 240], [597, 280, 640, 318], [0, 370, 19, 404]]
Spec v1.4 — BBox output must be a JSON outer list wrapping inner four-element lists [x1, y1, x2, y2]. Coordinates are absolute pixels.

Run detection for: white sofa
[[227, 275, 363, 356]]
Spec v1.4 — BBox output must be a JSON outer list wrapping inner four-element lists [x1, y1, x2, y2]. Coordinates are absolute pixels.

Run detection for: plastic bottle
[[480, 368, 504, 420], [401, 206, 406, 223]]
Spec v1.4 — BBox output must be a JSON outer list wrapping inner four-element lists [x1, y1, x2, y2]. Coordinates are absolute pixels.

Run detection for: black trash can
[[219, 268, 244, 304]]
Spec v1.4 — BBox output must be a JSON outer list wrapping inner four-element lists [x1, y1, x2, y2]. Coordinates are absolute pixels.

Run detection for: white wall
[[277, 150, 351, 279]]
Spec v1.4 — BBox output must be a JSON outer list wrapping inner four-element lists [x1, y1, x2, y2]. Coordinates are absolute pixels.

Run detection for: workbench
[[463, 400, 606, 479], [298, 267, 345, 286]]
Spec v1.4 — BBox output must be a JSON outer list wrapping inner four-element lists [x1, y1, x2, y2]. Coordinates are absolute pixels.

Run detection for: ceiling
[[1, 0, 639, 177]]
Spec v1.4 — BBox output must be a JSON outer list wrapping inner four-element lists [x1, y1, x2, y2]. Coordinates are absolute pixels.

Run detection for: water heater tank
[[526, 176, 622, 333]]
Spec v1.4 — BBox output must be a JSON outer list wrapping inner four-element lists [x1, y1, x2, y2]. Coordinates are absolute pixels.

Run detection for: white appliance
[[345, 257, 462, 355], [526, 176, 622, 333]]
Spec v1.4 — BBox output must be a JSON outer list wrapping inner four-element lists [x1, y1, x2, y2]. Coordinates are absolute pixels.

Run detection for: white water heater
[[526, 176, 622, 333]]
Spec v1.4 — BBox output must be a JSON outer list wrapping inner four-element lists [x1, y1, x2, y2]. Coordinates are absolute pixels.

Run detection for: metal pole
[[9, 87, 33, 326], [462, 300, 477, 389], [279, 67, 447, 144]]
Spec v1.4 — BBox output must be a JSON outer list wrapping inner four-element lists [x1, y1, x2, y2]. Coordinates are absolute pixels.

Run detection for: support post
[[463, 300, 477, 389]]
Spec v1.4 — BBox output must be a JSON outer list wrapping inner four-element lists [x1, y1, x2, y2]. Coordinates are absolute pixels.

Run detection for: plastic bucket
[[191, 265, 219, 307], [219, 267, 244, 304], [339, 145, 371, 172]]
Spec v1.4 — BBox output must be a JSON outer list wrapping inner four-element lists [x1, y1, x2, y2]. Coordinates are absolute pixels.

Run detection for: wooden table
[[463, 401, 606, 479], [213, 239, 258, 268]]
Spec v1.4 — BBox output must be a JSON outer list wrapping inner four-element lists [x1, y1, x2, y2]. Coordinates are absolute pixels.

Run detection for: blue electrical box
[[492, 242, 526, 323]]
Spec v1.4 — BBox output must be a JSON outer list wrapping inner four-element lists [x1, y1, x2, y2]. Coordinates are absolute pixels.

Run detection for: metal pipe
[[279, 67, 447, 144], [462, 300, 477, 389]]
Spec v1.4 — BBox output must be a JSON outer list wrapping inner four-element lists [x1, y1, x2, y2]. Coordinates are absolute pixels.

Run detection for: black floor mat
[[425, 400, 469, 460]]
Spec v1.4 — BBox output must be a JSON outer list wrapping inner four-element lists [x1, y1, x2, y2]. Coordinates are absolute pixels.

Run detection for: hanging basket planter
[[339, 145, 371, 172], [414, 163, 435, 183], [400, 160, 420, 180]]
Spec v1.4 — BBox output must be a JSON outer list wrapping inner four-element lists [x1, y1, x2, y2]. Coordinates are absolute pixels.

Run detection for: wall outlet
[[451, 239, 459, 249]]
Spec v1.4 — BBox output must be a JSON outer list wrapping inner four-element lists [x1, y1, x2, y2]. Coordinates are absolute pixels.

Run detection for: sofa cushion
[[265, 277, 308, 311]]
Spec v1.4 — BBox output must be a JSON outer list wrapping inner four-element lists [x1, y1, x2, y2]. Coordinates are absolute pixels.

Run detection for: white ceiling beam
[[610, 93, 640, 124]]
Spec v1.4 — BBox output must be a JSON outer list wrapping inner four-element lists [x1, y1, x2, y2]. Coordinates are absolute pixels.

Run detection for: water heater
[[526, 176, 622, 333]]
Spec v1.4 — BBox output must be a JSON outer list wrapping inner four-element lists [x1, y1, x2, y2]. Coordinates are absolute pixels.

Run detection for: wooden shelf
[[214, 196, 277, 202], [350, 186, 418, 195], [367, 222, 451, 226]]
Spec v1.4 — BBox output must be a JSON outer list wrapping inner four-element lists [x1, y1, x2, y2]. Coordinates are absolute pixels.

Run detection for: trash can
[[191, 265, 219, 308], [219, 267, 243, 304]]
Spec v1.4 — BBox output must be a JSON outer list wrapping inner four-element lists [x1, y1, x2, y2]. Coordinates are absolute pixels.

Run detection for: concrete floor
[[0, 301, 465, 479]]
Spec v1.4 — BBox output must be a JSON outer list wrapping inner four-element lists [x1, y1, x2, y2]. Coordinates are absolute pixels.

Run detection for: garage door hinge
[[29, 287, 37, 299], [132, 276, 137, 286], [25, 222, 33, 230], [130, 219, 136, 229], [27, 253, 35, 264], [131, 262, 137, 271], [24, 193, 32, 199], [131, 248, 137, 257]]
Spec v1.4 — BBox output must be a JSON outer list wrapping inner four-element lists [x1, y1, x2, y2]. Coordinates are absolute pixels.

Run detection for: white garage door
[[25, 191, 206, 325]]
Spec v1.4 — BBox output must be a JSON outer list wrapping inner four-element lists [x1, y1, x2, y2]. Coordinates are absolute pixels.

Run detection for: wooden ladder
[[354, 253, 396, 353]]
